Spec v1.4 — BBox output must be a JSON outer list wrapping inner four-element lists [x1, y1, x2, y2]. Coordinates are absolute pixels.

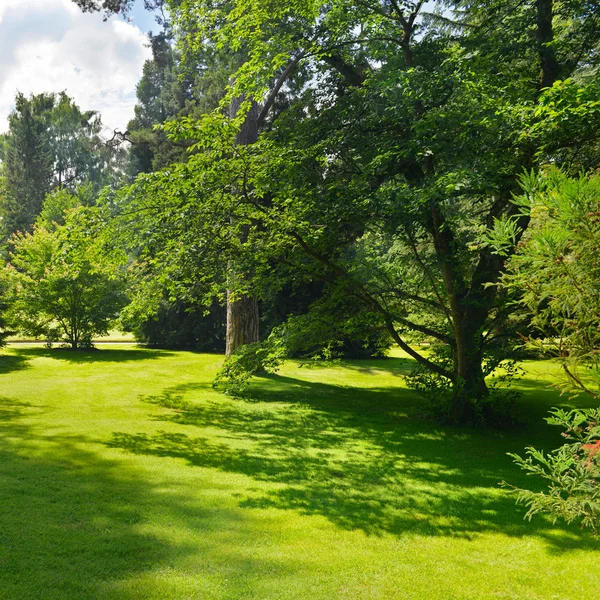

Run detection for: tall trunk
[[225, 98, 261, 356], [536, 0, 560, 89]]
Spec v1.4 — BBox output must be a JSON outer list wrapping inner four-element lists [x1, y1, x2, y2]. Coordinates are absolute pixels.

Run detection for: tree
[[0, 92, 126, 247], [47, 92, 106, 191], [78, 0, 600, 422], [119, 30, 234, 350], [504, 408, 600, 535], [72, 0, 306, 356], [0, 274, 11, 348], [3, 208, 128, 349], [494, 170, 600, 532], [37, 184, 96, 231], [0, 93, 54, 244], [126, 33, 196, 176]]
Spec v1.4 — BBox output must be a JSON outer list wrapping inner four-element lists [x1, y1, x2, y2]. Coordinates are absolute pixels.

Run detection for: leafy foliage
[[0, 93, 54, 245], [75, 0, 600, 422], [3, 208, 128, 348], [37, 184, 96, 230], [499, 170, 600, 399], [121, 297, 226, 351], [0, 92, 125, 247], [213, 332, 287, 395], [504, 408, 600, 535]]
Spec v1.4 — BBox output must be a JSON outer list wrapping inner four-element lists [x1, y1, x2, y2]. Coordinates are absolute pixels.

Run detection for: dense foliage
[[3, 209, 128, 349], [499, 170, 600, 399], [0, 92, 125, 249], [1, 0, 597, 424], [490, 170, 600, 530], [0, 0, 598, 550], [104, 0, 600, 422]]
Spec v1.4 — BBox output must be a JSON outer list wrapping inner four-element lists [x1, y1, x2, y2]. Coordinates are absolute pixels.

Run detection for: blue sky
[[0, 0, 153, 133], [129, 0, 161, 34]]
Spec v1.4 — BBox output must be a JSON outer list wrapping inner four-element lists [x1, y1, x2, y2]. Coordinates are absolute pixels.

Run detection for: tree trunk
[[226, 292, 260, 356], [449, 329, 488, 424], [225, 97, 261, 356], [536, 0, 560, 89]]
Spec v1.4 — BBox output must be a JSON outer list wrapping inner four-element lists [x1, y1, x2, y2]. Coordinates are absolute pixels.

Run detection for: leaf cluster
[[504, 408, 600, 535]]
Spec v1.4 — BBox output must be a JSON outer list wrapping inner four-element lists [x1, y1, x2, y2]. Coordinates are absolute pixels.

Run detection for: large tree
[[79, 0, 600, 422], [0, 93, 54, 244]]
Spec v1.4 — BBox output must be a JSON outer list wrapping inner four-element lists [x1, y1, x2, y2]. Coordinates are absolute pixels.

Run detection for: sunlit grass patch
[[0, 345, 597, 599]]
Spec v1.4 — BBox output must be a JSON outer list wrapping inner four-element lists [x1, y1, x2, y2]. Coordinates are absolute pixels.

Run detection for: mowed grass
[[0, 345, 598, 600]]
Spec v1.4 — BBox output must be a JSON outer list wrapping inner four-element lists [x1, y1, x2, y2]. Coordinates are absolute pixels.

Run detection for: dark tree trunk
[[429, 201, 512, 423], [536, 0, 560, 88], [225, 97, 261, 356], [71, 329, 79, 350], [449, 317, 488, 424]]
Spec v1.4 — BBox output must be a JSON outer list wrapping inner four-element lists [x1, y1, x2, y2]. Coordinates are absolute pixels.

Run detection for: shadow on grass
[[107, 372, 598, 551], [0, 353, 31, 374], [0, 398, 286, 600], [8, 346, 174, 364], [294, 356, 413, 377]]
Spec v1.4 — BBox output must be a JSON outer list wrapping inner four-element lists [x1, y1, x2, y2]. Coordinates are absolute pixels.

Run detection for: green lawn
[[0, 345, 597, 599]]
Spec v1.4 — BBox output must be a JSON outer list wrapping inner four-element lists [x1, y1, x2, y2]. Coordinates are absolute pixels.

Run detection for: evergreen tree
[[0, 92, 126, 248], [0, 93, 54, 245], [127, 34, 195, 175]]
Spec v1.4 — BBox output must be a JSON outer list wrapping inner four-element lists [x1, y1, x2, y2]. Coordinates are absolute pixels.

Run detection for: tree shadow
[[8, 347, 174, 364], [512, 375, 598, 425], [294, 356, 414, 377], [0, 352, 31, 374], [107, 372, 598, 551], [0, 398, 287, 599]]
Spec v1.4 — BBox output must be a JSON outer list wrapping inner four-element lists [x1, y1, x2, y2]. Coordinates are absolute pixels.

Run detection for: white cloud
[[0, 0, 151, 133]]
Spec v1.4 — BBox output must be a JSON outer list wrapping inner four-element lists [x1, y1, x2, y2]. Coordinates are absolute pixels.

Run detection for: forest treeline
[[0, 0, 599, 426]]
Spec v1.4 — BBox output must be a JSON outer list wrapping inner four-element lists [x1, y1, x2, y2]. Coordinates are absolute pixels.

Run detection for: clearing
[[0, 345, 597, 599]]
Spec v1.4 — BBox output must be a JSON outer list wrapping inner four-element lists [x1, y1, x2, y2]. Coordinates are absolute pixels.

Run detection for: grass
[[0, 345, 598, 599]]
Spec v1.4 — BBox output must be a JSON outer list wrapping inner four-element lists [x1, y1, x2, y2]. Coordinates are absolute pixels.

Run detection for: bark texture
[[226, 292, 260, 356], [536, 0, 560, 89], [225, 97, 261, 356]]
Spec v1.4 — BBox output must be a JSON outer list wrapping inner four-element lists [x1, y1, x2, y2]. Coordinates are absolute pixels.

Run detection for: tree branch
[[257, 54, 304, 126], [321, 53, 367, 87], [290, 230, 455, 380]]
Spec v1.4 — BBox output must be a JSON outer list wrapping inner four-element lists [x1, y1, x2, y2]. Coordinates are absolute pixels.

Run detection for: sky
[[0, 1, 446, 136], [0, 0, 156, 134]]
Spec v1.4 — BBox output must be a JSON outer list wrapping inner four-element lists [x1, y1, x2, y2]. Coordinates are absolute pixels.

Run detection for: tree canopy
[[0, 92, 125, 249], [100, 0, 600, 422], [3, 208, 128, 349]]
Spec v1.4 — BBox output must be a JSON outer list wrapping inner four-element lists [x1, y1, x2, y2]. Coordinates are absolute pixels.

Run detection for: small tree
[[4, 208, 128, 349], [504, 409, 600, 535]]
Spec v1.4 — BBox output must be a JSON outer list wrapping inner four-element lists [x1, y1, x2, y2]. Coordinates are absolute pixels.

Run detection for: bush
[[123, 297, 225, 352]]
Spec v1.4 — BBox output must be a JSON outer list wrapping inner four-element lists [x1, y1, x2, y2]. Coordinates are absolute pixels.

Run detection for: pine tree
[[0, 93, 54, 245]]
